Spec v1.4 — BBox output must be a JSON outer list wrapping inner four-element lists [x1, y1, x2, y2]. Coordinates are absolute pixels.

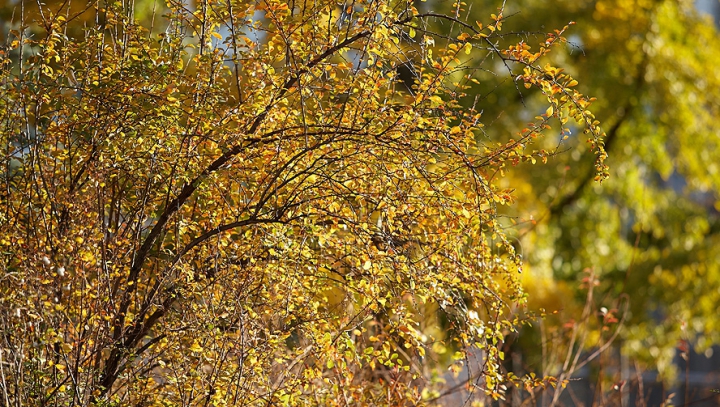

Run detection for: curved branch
[[169, 217, 287, 268]]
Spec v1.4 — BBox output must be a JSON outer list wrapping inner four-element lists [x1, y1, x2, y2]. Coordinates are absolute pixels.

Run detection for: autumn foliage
[[0, 0, 606, 404]]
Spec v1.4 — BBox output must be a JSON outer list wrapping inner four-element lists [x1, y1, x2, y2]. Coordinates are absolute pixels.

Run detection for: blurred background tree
[[421, 0, 720, 384], [426, 1, 720, 404]]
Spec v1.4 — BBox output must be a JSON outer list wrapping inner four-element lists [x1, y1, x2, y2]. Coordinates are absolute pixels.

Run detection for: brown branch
[[169, 218, 287, 268]]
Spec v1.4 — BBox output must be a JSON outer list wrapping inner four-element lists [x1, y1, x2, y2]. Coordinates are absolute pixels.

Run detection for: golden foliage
[[0, 0, 605, 404]]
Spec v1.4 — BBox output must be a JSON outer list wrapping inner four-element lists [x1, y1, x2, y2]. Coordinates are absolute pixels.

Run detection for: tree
[[422, 0, 720, 389], [0, 0, 606, 404]]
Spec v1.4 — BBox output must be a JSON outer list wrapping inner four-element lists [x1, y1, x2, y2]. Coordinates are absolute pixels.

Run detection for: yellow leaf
[[189, 341, 203, 353], [211, 32, 223, 40], [409, 27, 416, 38], [362, 260, 372, 270], [546, 105, 554, 117], [464, 42, 472, 55]]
